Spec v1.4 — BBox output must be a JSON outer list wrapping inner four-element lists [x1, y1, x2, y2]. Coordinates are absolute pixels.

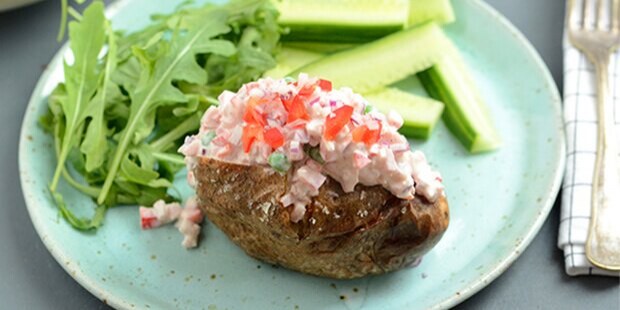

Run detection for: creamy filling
[[180, 74, 445, 222]]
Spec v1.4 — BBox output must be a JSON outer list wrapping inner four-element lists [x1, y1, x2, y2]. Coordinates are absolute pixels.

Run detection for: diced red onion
[[297, 164, 326, 190], [254, 105, 265, 114], [367, 120, 380, 130], [309, 96, 320, 106], [390, 143, 410, 153], [217, 90, 235, 105], [228, 126, 242, 145], [289, 141, 301, 153], [280, 193, 295, 207], [211, 135, 228, 147], [290, 204, 306, 223], [216, 144, 232, 158], [350, 114, 362, 125], [387, 110, 404, 128], [286, 119, 307, 129], [248, 88, 265, 98], [267, 118, 283, 128], [353, 151, 371, 169], [292, 130, 309, 144]]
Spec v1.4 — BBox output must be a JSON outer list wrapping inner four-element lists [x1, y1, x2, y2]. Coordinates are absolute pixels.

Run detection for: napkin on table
[[558, 1, 620, 277]]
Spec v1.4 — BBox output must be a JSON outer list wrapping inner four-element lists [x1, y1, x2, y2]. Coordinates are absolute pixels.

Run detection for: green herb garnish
[[304, 145, 325, 164], [268, 152, 291, 173]]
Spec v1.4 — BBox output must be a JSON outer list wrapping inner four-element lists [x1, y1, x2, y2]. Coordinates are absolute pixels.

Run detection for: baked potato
[[192, 157, 449, 279], [181, 74, 449, 279]]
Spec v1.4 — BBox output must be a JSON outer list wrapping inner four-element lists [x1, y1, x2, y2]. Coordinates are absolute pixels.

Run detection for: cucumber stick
[[409, 0, 455, 26], [263, 48, 324, 78], [290, 23, 452, 93], [282, 42, 355, 54], [274, 0, 409, 43], [265, 47, 444, 140], [418, 44, 501, 153], [274, 0, 455, 43], [365, 88, 444, 139]]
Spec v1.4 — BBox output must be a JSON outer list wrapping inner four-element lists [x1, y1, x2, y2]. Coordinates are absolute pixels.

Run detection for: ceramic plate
[[19, 0, 564, 309], [0, 0, 41, 12]]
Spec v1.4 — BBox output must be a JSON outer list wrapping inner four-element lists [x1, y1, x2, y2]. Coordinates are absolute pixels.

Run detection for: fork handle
[[587, 55, 620, 271]]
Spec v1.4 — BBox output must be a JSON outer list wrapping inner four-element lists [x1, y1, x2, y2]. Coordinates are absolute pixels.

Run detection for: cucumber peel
[[274, 0, 409, 43], [273, 0, 456, 43], [418, 44, 501, 153], [263, 47, 324, 78], [408, 0, 455, 27], [365, 88, 444, 140], [291, 22, 452, 93], [282, 42, 355, 54]]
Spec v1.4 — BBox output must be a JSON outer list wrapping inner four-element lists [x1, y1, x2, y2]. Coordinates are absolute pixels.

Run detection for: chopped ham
[[175, 196, 205, 249], [139, 197, 205, 249], [139, 200, 182, 229], [387, 110, 404, 128], [353, 150, 371, 169]]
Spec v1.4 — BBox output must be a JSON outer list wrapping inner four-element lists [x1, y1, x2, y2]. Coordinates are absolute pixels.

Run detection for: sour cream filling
[[180, 74, 444, 222]]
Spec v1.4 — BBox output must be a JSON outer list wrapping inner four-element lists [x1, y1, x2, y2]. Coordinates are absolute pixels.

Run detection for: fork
[[567, 0, 620, 271]]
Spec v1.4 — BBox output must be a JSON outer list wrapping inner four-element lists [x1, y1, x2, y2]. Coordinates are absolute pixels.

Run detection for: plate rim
[[18, 0, 566, 309], [18, 1, 140, 308], [433, 0, 565, 308]]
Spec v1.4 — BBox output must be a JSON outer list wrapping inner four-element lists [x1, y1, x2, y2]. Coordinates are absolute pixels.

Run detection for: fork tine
[[584, 0, 595, 29], [596, 0, 607, 29], [568, 0, 581, 29], [613, 0, 620, 30]]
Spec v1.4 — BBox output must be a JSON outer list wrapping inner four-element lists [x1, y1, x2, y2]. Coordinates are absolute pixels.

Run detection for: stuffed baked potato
[[181, 74, 449, 279]]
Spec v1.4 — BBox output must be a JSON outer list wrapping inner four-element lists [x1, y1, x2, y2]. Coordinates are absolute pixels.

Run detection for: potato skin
[[193, 157, 449, 279]]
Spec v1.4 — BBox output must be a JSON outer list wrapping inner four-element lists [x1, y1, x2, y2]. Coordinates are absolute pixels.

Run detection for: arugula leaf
[[50, 1, 106, 192], [44, 0, 282, 230], [80, 22, 118, 172], [97, 10, 232, 204], [53, 192, 107, 231], [57, 0, 69, 41]]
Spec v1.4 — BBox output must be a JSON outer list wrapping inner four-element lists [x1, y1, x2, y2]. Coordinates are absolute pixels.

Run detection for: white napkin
[[558, 1, 620, 277]]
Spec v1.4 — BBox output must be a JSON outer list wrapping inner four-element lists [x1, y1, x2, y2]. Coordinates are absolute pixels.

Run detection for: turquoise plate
[[19, 0, 565, 309]]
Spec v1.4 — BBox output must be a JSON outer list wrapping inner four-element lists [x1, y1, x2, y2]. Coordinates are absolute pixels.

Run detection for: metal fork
[[568, 0, 620, 271]]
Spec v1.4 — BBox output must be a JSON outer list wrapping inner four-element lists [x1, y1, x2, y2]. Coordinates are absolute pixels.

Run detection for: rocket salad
[[42, 0, 281, 229]]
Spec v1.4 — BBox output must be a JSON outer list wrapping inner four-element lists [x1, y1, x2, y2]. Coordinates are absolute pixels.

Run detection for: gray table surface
[[1, 0, 619, 309]]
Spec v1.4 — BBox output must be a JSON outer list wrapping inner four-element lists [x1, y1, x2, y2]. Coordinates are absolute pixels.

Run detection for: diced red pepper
[[243, 108, 264, 126], [264, 127, 285, 149], [286, 96, 309, 123], [351, 126, 368, 143], [298, 85, 315, 97], [243, 97, 266, 126], [324, 105, 354, 140], [242, 124, 263, 153], [141, 216, 156, 229], [140, 208, 158, 229], [364, 122, 382, 146], [318, 79, 332, 91], [351, 123, 382, 146]]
